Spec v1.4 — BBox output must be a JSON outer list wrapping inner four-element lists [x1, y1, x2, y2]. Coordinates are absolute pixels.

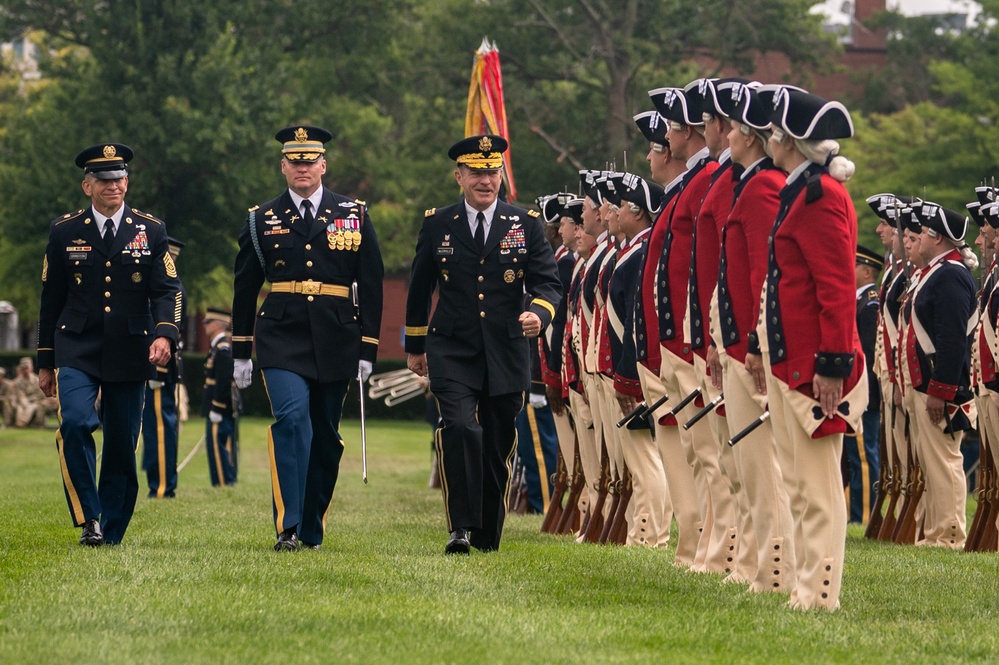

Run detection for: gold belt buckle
[[301, 280, 322, 295]]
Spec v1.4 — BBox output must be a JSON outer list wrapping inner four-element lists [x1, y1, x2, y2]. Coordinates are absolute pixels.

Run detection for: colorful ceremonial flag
[[465, 37, 516, 201]]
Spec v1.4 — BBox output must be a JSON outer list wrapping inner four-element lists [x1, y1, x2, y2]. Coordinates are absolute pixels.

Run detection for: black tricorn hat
[[866, 193, 896, 220], [579, 170, 601, 201], [448, 134, 507, 170], [771, 87, 854, 140], [917, 201, 968, 242], [980, 201, 999, 230], [649, 86, 703, 127], [563, 198, 585, 225], [702, 78, 755, 119], [975, 186, 997, 207], [275, 125, 332, 163], [595, 173, 624, 207], [539, 192, 574, 224], [619, 173, 665, 217], [633, 110, 669, 147], [967, 201, 984, 228], [75, 143, 133, 179], [856, 244, 885, 271]]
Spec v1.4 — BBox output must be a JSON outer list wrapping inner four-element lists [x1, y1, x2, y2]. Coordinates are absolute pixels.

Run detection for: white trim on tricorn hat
[[918, 201, 968, 242], [620, 172, 664, 217], [649, 86, 702, 127], [702, 78, 757, 120], [634, 110, 670, 146], [770, 87, 854, 141]]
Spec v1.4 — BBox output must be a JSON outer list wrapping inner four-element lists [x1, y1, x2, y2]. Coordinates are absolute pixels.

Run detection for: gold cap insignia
[[478, 136, 493, 153], [103, 145, 116, 159], [294, 127, 309, 142]]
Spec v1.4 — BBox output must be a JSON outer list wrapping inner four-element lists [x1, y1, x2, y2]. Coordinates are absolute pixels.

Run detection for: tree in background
[[0, 0, 844, 334]]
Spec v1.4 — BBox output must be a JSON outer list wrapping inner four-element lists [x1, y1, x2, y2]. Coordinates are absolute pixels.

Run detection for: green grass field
[[1, 417, 998, 664]]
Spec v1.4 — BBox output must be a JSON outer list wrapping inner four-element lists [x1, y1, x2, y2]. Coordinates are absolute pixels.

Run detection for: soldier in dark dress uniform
[[843, 244, 884, 523], [142, 237, 187, 499], [231, 126, 384, 551], [202, 308, 237, 486], [38, 143, 183, 546], [405, 134, 561, 555]]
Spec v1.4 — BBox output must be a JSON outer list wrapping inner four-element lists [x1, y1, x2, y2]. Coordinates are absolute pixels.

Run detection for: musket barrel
[[682, 393, 723, 431], [669, 387, 702, 417], [616, 402, 648, 428], [727, 411, 770, 446]]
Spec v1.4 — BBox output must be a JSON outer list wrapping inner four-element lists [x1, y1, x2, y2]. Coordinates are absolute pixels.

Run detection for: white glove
[[209, 410, 223, 424], [234, 359, 253, 389], [147, 379, 164, 390], [358, 360, 373, 383], [529, 393, 548, 410]]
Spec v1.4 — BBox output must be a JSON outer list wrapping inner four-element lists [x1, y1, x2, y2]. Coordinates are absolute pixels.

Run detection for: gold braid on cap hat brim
[[456, 153, 504, 169]]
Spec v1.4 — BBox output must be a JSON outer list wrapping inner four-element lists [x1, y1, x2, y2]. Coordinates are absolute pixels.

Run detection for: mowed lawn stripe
[[1, 418, 997, 664]]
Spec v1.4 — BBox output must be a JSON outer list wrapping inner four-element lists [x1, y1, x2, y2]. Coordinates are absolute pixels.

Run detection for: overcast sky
[[815, 0, 980, 19]]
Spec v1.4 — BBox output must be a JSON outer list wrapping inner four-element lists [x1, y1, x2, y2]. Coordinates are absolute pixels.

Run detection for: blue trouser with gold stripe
[[142, 382, 178, 498], [262, 368, 348, 545], [205, 415, 237, 486], [55, 367, 144, 544], [515, 402, 559, 514], [845, 409, 880, 524]]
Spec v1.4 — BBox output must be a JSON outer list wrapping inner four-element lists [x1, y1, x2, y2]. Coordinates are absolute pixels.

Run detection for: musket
[[177, 434, 207, 473], [608, 467, 632, 545], [727, 410, 770, 447], [616, 401, 648, 429], [555, 435, 585, 534], [540, 450, 567, 533], [876, 405, 902, 541], [864, 405, 890, 539], [964, 426, 987, 550], [555, 437, 586, 534], [353, 282, 368, 484], [892, 419, 923, 545], [682, 393, 723, 431], [598, 465, 622, 544], [581, 440, 610, 543], [669, 387, 702, 417]]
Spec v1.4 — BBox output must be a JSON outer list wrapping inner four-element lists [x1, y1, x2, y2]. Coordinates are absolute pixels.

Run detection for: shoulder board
[[53, 209, 86, 226], [425, 208, 436, 218], [131, 209, 163, 225], [248, 205, 260, 212], [527, 209, 541, 218]]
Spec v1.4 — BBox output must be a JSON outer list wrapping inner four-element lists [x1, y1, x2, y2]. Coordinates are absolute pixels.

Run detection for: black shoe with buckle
[[274, 528, 299, 552], [79, 519, 104, 547], [445, 529, 470, 555]]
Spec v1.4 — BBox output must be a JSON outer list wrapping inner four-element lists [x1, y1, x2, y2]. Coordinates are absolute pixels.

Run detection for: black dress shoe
[[274, 529, 299, 552], [79, 519, 104, 547], [445, 529, 470, 555]]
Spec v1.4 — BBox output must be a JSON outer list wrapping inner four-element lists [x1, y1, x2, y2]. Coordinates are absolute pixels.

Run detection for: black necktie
[[102, 220, 115, 251], [302, 200, 315, 226], [474, 211, 485, 253]]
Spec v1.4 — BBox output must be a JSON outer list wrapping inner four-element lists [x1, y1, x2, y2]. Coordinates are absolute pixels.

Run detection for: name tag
[[436, 247, 454, 255]]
